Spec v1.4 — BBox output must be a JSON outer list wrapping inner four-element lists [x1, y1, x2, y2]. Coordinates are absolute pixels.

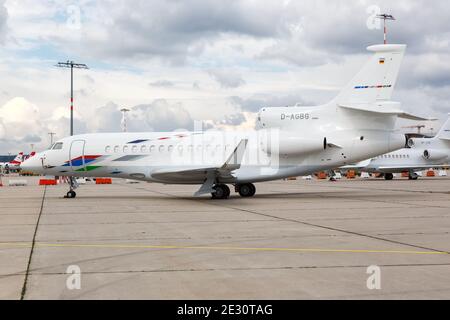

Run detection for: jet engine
[[423, 149, 448, 161], [262, 133, 326, 156]]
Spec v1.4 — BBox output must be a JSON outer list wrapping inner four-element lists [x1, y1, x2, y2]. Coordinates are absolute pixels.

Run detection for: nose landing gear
[[64, 177, 79, 199], [66, 190, 77, 199]]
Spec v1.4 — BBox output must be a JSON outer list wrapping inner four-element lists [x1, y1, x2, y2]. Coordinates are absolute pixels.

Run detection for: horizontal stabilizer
[[339, 103, 429, 121]]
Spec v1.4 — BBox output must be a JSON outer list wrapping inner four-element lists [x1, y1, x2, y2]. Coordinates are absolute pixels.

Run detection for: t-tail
[[434, 114, 450, 141], [332, 44, 427, 122], [334, 44, 406, 106]]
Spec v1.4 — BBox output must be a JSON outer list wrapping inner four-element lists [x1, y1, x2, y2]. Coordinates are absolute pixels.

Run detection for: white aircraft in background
[[0, 152, 25, 171], [343, 115, 450, 180], [22, 43, 425, 199]]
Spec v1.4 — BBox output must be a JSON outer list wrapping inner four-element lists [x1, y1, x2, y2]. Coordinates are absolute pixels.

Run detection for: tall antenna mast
[[376, 14, 395, 44]]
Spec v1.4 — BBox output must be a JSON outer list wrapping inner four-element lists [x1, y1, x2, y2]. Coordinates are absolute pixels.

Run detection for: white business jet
[[343, 115, 450, 180], [22, 43, 424, 199]]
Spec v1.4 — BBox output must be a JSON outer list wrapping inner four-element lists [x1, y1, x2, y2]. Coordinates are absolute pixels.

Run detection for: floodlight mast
[[120, 108, 130, 132], [56, 61, 89, 136], [376, 14, 395, 44]]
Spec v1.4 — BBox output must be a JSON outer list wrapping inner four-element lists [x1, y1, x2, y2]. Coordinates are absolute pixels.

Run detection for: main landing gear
[[409, 172, 419, 180], [211, 184, 231, 200], [210, 183, 257, 199], [236, 183, 256, 198], [64, 177, 78, 199], [384, 173, 394, 181]]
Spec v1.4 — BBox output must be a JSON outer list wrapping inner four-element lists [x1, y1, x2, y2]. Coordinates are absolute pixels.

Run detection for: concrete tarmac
[[0, 176, 449, 299]]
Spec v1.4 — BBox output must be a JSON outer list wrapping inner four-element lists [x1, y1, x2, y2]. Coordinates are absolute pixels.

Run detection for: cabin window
[[114, 146, 120, 153], [52, 143, 63, 150], [123, 145, 129, 153], [168, 145, 174, 153], [159, 145, 165, 153], [132, 146, 138, 153], [141, 145, 147, 153], [150, 145, 155, 153], [105, 146, 111, 153]]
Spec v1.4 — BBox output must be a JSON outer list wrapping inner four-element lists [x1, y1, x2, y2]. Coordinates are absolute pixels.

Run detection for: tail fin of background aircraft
[[435, 114, 450, 140], [24, 152, 36, 161], [334, 44, 406, 105], [11, 152, 24, 164]]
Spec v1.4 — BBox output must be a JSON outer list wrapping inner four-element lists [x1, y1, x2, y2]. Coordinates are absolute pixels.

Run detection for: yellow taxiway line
[[0, 242, 448, 256]]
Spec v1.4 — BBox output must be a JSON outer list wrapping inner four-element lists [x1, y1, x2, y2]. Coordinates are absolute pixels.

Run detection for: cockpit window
[[52, 143, 63, 150]]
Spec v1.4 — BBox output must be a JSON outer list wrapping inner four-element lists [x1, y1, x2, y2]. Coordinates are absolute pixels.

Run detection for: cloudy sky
[[0, 0, 449, 153]]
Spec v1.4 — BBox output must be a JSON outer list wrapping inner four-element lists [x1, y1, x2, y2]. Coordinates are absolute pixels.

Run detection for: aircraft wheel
[[384, 173, 394, 181], [212, 184, 230, 200], [409, 173, 419, 180], [65, 191, 77, 199], [237, 183, 256, 198]]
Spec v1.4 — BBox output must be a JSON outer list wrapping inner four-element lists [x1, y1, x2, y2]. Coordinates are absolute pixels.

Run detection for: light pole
[[48, 132, 56, 146], [120, 108, 130, 132], [376, 14, 395, 44], [56, 61, 89, 136]]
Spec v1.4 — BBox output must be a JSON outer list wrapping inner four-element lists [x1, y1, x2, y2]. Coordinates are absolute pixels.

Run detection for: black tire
[[212, 184, 230, 200], [66, 191, 77, 199], [384, 173, 394, 181], [237, 183, 256, 197], [409, 173, 418, 180]]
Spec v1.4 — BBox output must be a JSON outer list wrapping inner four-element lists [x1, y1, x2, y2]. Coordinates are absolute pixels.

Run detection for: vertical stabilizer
[[334, 44, 406, 105], [436, 114, 450, 140], [11, 152, 24, 164]]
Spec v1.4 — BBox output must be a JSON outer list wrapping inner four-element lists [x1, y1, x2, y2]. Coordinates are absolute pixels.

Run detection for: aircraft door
[[70, 140, 86, 172]]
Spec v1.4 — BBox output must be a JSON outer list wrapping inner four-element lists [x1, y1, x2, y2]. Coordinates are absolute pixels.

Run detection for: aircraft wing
[[377, 165, 450, 172], [151, 166, 219, 183], [340, 159, 372, 170], [150, 139, 249, 196]]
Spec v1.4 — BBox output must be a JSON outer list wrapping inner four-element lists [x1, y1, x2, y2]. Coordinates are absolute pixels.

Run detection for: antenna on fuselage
[[376, 14, 395, 44]]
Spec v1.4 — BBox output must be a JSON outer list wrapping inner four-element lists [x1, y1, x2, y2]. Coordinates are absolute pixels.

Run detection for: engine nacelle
[[262, 133, 325, 156], [423, 149, 448, 161]]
